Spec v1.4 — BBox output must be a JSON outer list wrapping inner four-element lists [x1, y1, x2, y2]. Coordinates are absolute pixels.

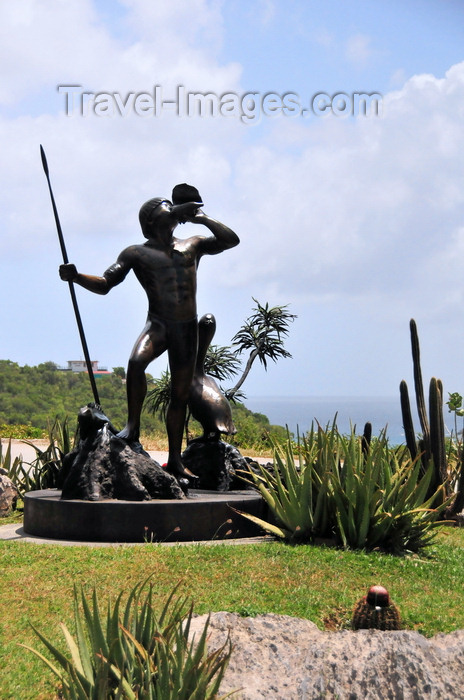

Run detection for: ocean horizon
[[245, 395, 453, 446]]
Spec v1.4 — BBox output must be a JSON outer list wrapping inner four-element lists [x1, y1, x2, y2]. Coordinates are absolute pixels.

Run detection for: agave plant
[[240, 424, 449, 554], [0, 438, 22, 476], [20, 580, 235, 700], [329, 434, 450, 553], [4, 416, 76, 496], [24, 416, 75, 487], [0, 437, 34, 499], [238, 424, 335, 543]]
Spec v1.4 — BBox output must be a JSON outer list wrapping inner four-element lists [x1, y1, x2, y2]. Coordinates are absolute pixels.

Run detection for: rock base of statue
[[182, 438, 251, 491], [60, 428, 185, 501], [22, 404, 267, 542], [56, 403, 185, 501]]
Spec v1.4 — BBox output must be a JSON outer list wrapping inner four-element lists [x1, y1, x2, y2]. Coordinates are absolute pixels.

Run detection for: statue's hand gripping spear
[[40, 145, 101, 406]]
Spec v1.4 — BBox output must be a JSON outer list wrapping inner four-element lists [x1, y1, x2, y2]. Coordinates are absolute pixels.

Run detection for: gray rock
[[189, 612, 464, 699], [61, 431, 185, 501], [0, 470, 19, 516], [59, 404, 185, 501], [182, 439, 250, 491]]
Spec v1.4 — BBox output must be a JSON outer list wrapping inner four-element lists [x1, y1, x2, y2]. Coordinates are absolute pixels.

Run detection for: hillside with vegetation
[[0, 360, 285, 450]]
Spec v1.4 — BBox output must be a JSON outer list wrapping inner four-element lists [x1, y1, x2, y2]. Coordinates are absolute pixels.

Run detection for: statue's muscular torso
[[104, 236, 203, 322]]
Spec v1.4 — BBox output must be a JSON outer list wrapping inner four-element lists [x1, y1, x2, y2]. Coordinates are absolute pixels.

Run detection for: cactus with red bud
[[352, 585, 401, 631]]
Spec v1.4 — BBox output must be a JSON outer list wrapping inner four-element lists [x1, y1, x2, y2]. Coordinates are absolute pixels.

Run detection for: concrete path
[[0, 522, 135, 546], [0, 522, 268, 547], [1, 439, 46, 463], [3, 439, 270, 466], [2, 438, 170, 465]]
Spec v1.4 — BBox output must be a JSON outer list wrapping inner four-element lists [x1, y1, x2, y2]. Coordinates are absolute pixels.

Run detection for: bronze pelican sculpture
[[188, 313, 236, 440]]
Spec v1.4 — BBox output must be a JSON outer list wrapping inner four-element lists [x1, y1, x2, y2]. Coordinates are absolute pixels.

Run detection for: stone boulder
[[181, 438, 251, 491], [189, 612, 464, 699], [0, 468, 19, 516], [61, 431, 185, 501], [60, 404, 185, 501]]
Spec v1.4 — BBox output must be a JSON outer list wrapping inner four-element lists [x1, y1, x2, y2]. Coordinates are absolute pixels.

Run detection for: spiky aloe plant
[[3, 417, 75, 496], [0, 438, 22, 480], [237, 424, 335, 543], [0, 437, 38, 499], [331, 436, 449, 553], [23, 415, 76, 489], [239, 425, 449, 554], [20, 580, 236, 700]]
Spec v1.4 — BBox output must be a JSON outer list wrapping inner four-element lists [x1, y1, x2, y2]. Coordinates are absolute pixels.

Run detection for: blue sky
[[1, 0, 464, 401]]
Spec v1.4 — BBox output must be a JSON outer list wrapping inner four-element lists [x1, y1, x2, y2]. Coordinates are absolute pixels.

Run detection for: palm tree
[[144, 299, 296, 426], [145, 346, 241, 423], [203, 344, 241, 382], [226, 299, 296, 400], [145, 369, 171, 422]]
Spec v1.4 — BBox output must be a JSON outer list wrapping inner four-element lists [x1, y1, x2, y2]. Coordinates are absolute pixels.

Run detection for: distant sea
[[245, 395, 453, 446]]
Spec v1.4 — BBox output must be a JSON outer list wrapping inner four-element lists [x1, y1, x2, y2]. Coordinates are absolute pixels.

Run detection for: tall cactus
[[362, 421, 372, 455], [410, 319, 432, 466], [429, 377, 447, 488], [400, 380, 417, 461], [400, 320, 446, 502]]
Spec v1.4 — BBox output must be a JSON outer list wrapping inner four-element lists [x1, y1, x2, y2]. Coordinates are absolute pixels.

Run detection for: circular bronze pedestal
[[23, 489, 265, 543]]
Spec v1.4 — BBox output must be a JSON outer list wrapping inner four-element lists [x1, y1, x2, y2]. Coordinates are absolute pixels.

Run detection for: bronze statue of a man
[[59, 188, 239, 478]]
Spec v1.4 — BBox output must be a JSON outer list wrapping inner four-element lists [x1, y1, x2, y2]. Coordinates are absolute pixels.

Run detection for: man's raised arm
[[184, 210, 239, 253]]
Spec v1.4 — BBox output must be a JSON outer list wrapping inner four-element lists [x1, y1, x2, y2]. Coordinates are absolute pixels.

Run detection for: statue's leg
[[117, 319, 167, 442], [165, 320, 198, 477]]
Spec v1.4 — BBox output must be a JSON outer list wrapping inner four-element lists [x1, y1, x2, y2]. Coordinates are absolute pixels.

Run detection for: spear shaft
[[40, 145, 101, 406]]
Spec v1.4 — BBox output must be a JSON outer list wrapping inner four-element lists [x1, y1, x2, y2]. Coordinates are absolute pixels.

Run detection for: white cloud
[[0, 1, 113, 105], [344, 33, 373, 68], [0, 0, 242, 110], [120, 0, 225, 50], [254, 0, 277, 27], [1, 1, 464, 397], [313, 28, 334, 49], [226, 61, 464, 313]]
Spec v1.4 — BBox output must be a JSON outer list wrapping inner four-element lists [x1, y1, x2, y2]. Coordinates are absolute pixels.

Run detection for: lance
[[40, 145, 101, 406]]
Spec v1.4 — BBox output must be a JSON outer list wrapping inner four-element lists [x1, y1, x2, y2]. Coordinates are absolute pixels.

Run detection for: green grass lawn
[[1, 527, 464, 699]]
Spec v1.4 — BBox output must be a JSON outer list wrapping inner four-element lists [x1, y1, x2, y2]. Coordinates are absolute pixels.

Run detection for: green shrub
[[0, 437, 20, 470], [0, 423, 45, 439], [21, 580, 235, 700], [240, 424, 450, 555], [0, 438, 29, 498], [0, 360, 164, 434], [329, 432, 448, 553], [0, 439, 22, 513], [228, 403, 288, 452], [3, 417, 75, 496]]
